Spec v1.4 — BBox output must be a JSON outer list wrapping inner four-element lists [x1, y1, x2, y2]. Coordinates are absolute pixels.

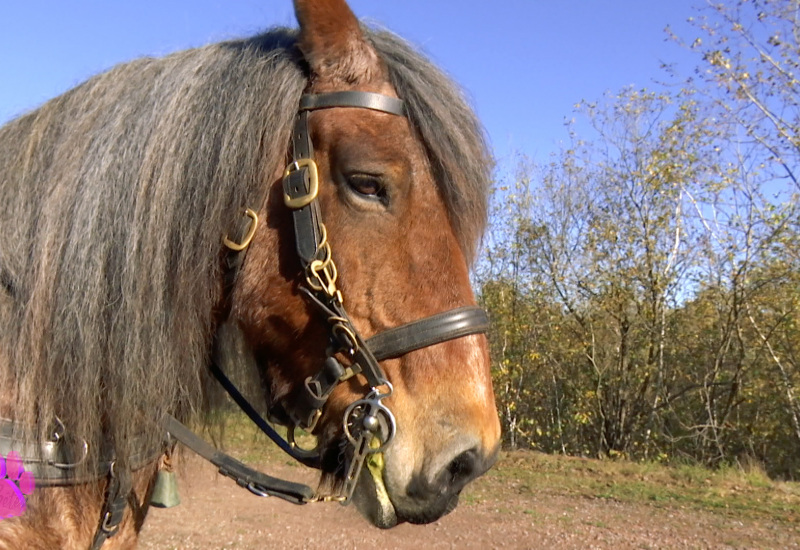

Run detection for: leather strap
[[366, 306, 490, 361], [285, 110, 323, 265], [163, 415, 314, 505], [91, 463, 131, 550], [300, 92, 405, 116], [208, 356, 320, 468], [0, 417, 163, 487]]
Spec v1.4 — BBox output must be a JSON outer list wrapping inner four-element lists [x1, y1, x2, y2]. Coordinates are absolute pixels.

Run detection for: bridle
[[168, 90, 490, 505], [168, 89, 490, 504], [282, 91, 491, 473], [1, 90, 491, 548]]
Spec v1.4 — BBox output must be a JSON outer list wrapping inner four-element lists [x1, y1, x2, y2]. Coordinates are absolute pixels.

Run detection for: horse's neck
[[0, 463, 158, 550]]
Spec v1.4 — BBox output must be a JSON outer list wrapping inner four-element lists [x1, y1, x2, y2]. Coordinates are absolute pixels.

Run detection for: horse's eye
[[347, 174, 387, 201]]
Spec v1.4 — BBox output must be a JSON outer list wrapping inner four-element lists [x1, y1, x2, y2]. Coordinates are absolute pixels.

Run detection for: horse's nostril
[[400, 444, 497, 524], [445, 448, 480, 487]]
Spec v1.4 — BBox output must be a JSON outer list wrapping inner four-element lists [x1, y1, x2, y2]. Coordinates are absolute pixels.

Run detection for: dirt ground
[[138, 454, 799, 550]]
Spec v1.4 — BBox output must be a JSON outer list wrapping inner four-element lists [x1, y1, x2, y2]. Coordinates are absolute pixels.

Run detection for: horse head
[[231, 0, 501, 528]]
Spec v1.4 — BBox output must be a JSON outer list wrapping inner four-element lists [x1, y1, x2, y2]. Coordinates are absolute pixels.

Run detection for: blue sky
[[0, 1, 702, 168]]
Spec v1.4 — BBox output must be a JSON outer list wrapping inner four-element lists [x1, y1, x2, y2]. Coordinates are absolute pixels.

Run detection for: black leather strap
[[298, 357, 345, 426], [163, 415, 314, 505], [366, 306, 489, 361], [285, 110, 324, 265], [91, 462, 131, 550], [298, 287, 386, 389], [300, 91, 405, 116], [208, 357, 320, 468]]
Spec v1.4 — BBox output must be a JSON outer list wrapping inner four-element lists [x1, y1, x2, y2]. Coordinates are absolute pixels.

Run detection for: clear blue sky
[[0, 0, 701, 168]]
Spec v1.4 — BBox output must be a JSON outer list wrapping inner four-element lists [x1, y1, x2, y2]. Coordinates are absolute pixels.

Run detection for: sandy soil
[[138, 454, 799, 549]]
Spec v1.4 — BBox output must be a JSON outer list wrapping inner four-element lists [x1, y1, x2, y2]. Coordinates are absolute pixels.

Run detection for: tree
[[671, 0, 800, 190], [480, 89, 716, 459], [479, 0, 800, 478], [673, 0, 800, 470]]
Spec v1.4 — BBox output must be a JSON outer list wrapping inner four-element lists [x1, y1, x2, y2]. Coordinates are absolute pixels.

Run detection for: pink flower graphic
[[0, 451, 35, 519]]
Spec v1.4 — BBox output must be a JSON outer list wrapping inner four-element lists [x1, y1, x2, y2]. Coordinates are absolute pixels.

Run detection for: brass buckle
[[284, 158, 319, 209], [223, 208, 259, 251], [307, 258, 339, 298]]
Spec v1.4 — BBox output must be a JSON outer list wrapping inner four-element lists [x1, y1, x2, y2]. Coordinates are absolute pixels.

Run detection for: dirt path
[[138, 455, 798, 549]]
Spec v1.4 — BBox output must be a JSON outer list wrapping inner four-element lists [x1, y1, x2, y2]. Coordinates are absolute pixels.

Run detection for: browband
[[299, 91, 405, 116]]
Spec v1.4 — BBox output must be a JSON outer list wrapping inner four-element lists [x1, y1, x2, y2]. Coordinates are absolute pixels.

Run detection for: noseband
[[168, 90, 490, 505]]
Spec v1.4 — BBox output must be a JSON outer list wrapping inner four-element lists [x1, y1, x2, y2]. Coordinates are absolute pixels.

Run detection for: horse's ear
[[293, 0, 382, 84]]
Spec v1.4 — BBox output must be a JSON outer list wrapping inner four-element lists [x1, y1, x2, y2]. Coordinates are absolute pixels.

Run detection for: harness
[[0, 90, 490, 548]]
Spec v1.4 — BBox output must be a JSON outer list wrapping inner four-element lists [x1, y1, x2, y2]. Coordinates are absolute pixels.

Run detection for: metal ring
[[222, 208, 259, 251], [332, 322, 358, 353], [286, 426, 322, 460], [246, 482, 271, 498], [101, 511, 119, 533], [373, 380, 394, 398], [306, 258, 338, 296], [51, 438, 89, 469], [342, 398, 397, 452], [50, 416, 66, 442]]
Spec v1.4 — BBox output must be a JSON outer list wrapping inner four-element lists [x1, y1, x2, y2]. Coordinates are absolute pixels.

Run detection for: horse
[[0, 1, 501, 547]]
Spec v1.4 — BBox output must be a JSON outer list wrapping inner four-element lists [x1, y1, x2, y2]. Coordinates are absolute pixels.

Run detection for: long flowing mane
[[0, 26, 490, 470]]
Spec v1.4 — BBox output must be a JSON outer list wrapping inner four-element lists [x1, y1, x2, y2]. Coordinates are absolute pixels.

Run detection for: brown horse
[[0, 0, 500, 547]]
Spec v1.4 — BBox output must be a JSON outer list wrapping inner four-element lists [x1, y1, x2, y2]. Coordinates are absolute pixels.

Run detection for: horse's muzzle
[[390, 439, 499, 525]]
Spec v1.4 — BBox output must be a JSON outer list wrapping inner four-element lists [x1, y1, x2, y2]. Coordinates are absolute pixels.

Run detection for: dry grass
[[471, 450, 800, 523], [201, 412, 800, 524]]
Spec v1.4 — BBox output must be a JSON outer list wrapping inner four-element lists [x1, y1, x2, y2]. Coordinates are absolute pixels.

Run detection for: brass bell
[[150, 468, 181, 508]]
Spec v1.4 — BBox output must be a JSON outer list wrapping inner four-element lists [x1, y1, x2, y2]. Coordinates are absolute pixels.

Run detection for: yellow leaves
[[705, 50, 732, 70], [573, 411, 592, 425]]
